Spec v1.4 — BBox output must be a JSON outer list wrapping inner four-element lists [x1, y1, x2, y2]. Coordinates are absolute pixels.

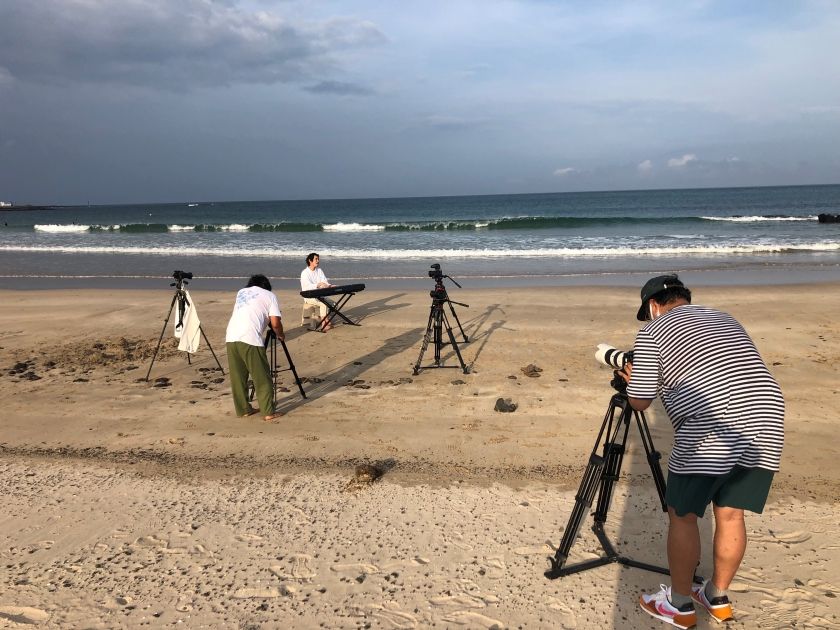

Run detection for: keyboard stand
[[316, 292, 361, 329]]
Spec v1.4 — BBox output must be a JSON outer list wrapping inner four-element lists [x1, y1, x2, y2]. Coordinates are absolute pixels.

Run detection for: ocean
[[2, 185, 839, 290]]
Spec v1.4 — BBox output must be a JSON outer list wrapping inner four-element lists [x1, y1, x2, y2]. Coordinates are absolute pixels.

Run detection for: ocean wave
[[323, 222, 386, 232], [3, 242, 838, 259], [23, 214, 823, 233], [701, 215, 818, 222], [34, 224, 91, 232]]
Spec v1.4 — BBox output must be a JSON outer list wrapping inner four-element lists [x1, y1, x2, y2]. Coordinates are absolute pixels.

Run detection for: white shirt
[[300, 266, 328, 291], [225, 286, 282, 347]]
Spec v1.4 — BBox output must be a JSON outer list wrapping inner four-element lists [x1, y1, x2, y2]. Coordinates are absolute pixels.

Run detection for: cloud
[[421, 115, 488, 130], [553, 167, 579, 177], [0, 1, 387, 89], [637, 159, 653, 173], [667, 153, 698, 168], [304, 80, 374, 96]]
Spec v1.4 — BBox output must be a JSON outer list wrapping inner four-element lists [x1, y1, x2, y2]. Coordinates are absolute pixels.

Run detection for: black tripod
[[145, 273, 224, 382], [545, 374, 691, 581], [413, 268, 469, 375], [248, 330, 307, 407]]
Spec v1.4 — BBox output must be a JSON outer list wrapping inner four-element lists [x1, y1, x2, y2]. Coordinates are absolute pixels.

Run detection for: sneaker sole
[[639, 596, 697, 629], [691, 592, 733, 623]]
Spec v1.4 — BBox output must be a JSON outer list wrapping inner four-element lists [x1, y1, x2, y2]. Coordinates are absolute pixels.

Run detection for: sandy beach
[[1, 284, 839, 629]]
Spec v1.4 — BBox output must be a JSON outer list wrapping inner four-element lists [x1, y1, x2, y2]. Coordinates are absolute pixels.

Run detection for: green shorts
[[665, 465, 775, 518]]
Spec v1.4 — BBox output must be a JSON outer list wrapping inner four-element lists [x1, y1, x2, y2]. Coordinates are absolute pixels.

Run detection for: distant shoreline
[[0, 205, 57, 212]]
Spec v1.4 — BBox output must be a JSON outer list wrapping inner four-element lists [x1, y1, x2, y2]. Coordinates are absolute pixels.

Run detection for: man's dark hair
[[306, 252, 319, 265], [246, 274, 272, 291], [652, 286, 692, 306]]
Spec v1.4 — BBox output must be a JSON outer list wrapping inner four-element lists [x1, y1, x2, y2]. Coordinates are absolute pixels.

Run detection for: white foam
[[702, 215, 818, 222], [2, 242, 838, 259], [218, 224, 250, 232], [169, 225, 196, 232], [34, 224, 90, 233], [322, 222, 386, 232]]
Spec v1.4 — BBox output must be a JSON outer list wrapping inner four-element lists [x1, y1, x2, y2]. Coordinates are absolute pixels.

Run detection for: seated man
[[300, 252, 335, 332]]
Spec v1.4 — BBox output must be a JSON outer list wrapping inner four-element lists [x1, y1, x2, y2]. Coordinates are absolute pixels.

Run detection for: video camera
[[428, 263, 444, 280], [173, 270, 193, 282]]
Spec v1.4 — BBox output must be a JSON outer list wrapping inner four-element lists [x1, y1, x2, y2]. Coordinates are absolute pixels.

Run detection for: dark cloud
[[0, 0, 386, 89], [304, 80, 373, 96]]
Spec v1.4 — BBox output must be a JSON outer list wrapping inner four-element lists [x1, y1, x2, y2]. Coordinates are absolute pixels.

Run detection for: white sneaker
[[639, 584, 697, 629]]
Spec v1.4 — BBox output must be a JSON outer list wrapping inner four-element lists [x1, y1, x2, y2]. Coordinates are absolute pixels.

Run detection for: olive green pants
[[226, 341, 273, 416]]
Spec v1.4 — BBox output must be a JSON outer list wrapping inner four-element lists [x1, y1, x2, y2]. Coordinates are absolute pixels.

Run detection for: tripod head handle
[[443, 274, 462, 289]]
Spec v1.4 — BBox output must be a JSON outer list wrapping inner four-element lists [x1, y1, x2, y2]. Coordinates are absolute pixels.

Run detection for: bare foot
[[238, 407, 258, 418], [264, 413, 283, 422]]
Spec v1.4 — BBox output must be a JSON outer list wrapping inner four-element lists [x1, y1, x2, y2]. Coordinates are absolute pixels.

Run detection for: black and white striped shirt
[[627, 304, 784, 475]]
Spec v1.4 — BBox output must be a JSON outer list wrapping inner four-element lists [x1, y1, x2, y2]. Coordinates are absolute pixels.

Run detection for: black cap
[[637, 274, 684, 321]]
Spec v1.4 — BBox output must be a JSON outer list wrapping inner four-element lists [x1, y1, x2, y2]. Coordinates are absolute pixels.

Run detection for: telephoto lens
[[595, 343, 630, 369]]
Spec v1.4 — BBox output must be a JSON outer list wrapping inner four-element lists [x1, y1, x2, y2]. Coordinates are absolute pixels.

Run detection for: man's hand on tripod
[[270, 316, 285, 342]]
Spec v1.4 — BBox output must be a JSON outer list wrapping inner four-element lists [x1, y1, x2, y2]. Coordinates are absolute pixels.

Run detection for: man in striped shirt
[[620, 275, 784, 629]]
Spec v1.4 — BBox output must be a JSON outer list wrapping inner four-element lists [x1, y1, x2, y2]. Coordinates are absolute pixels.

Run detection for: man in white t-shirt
[[225, 274, 284, 421], [300, 252, 335, 332]]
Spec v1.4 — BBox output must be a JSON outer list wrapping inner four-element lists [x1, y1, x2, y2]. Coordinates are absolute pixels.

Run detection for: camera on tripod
[[595, 344, 634, 394], [173, 270, 193, 282], [413, 262, 469, 374]]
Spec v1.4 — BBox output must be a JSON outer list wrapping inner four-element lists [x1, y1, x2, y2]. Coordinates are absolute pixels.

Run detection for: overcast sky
[[1, 0, 839, 204]]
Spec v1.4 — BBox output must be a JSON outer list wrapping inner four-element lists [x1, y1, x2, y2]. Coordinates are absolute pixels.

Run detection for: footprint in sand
[[411, 556, 430, 565], [364, 603, 417, 629], [513, 543, 554, 556], [30, 540, 55, 551], [429, 593, 486, 610], [270, 553, 317, 581], [482, 557, 506, 579], [134, 534, 167, 548], [234, 533, 264, 543], [752, 529, 812, 544], [0, 607, 50, 624], [330, 562, 380, 575], [807, 578, 840, 596], [441, 611, 506, 629], [232, 587, 281, 599]]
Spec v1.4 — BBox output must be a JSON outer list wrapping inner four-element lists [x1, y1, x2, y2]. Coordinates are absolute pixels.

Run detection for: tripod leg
[[446, 300, 469, 343], [593, 402, 633, 523], [441, 311, 470, 374], [634, 410, 668, 511], [145, 293, 179, 381], [198, 325, 225, 374], [546, 451, 606, 578], [279, 339, 307, 400], [433, 306, 443, 366], [412, 307, 436, 375]]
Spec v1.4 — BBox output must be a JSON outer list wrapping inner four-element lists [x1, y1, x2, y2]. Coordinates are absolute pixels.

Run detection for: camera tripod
[[413, 275, 469, 375], [248, 329, 307, 407], [545, 376, 684, 581], [145, 275, 224, 381]]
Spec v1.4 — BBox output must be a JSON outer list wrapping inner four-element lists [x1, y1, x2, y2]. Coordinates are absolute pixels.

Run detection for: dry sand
[[1, 285, 839, 628]]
